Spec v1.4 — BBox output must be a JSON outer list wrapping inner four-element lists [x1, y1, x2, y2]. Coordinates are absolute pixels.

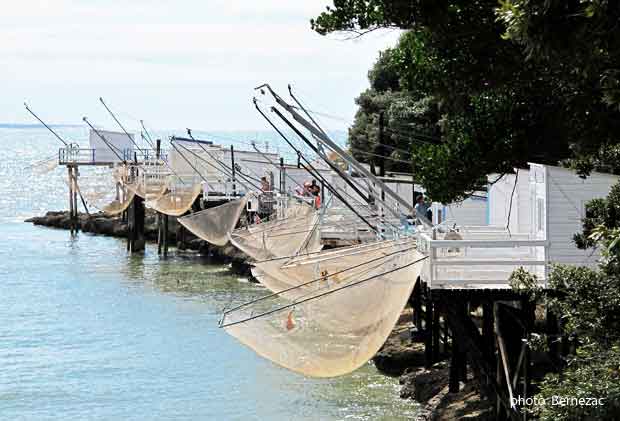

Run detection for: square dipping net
[[75, 166, 135, 216], [220, 240, 426, 378], [178, 196, 248, 246], [145, 179, 203, 216], [229, 202, 322, 261]]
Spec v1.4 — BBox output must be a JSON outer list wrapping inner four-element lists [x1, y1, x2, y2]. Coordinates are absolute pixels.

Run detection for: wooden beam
[[444, 300, 518, 420], [424, 291, 434, 368]]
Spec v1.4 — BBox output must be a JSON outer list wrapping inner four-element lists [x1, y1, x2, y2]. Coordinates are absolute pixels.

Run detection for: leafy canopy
[[312, 1, 620, 203]]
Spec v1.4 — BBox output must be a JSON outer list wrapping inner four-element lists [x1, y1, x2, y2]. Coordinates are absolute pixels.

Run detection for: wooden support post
[[444, 298, 514, 417], [433, 302, 441, 362], [72, 167, 78, 230], [127, 195, 145, 253], [67, 166, 75, 234], [442, 317, 450, 353], [157, 212, 162, 255], [177, 219, 185, 248], [448, 301, 468, 392], [134, 195, 145, 252], [410, 279, 422, 332], [163, 213, 169, 257], [449, 343, 461, 393], [424, 288, 434, 368], [482, 301, 495, 399]]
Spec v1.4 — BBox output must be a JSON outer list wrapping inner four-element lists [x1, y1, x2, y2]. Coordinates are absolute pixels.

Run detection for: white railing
[[417, 228, 548, 289]]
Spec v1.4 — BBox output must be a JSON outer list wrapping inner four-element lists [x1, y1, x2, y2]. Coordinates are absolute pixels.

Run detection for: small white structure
[[417, 162, 618, 290], [88, 129, 134, 163], [489, 163, 619, 268]]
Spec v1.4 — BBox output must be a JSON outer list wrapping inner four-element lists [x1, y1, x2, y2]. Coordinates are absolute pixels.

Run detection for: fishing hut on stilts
[[280, 85, 554, 419]]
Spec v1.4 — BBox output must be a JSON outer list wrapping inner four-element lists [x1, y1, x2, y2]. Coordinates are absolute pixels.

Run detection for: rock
[[399, 361, 449, 402], [373, 308, 425, 376], [112, 222, 128, 237]]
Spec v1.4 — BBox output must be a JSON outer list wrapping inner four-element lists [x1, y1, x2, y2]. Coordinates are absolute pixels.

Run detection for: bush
[[531, 344, 620, 420]]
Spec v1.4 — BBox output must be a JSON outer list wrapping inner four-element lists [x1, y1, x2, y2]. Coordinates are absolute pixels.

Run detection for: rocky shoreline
[[25, 210, 253, 276], [25, 210, 491, 420], [372, 308, 494, 420]]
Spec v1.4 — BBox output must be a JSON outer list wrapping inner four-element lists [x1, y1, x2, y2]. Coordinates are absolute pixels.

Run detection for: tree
[[498, 0, 620, 176], [312, 1, 620, 203]]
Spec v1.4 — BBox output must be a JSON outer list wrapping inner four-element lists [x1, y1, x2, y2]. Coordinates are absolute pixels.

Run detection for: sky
[[1, 0, 401, 131]]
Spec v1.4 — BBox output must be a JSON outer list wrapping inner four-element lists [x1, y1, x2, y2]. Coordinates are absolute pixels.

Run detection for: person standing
[[415, 195, 432, 222]]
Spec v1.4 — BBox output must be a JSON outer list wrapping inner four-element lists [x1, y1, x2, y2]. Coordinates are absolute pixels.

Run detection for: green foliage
[[574, 182, 620, 250], [311, 0, 419, 35], [497, 0, 620, 111], [312, 1, 620, 203], [532, 343, 620, 420], [509, 266, 541, 292], [528, 183, 620, 418], [546, 264, 620, 345]]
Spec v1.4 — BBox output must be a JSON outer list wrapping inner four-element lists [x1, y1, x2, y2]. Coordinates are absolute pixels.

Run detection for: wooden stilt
[[482, 301, 495, 398], [449, 338, 462, 392], [127, 195, 145, 253], [424, 288, 434, 368], [157, 212, 163, 255], [73, 172, 78, 230], [163, 213, 169, 257], [413, 280, 422, 331], [433, 302, 441, 362], [442, 317, 450, 354], [68, 166, 75, 234]]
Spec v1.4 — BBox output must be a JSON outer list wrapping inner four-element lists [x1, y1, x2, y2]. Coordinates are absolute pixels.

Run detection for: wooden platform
[[417, 227, 548, 290]]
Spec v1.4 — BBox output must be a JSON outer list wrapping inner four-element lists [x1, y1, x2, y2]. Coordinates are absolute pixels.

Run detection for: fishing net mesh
[[230, 210, 322, 261], [116, 164, 170, 201], [222, 242, 424, 378], [74, 166, 135, 216], [178, 196, 248, 246], [251, 239, 409, 298], [145, 179, 203, 216], [31, 156, 59, 175]]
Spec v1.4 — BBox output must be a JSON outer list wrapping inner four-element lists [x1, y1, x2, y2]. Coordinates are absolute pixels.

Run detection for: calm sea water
[[0, 127, 419, 420]]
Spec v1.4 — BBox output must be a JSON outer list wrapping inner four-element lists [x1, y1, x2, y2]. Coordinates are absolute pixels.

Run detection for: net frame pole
[[265, 84, 414, 215], [254, 100, 377, 232]]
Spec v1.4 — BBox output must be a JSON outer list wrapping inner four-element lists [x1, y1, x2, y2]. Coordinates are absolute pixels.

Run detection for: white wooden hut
[[430, 194, 488, 227], [488, 163, 619, 268]]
